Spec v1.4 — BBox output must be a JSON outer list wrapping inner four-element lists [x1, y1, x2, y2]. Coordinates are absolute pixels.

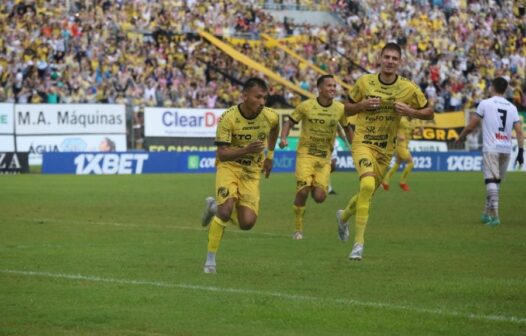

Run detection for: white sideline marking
[[21, 217, 287, 237], [2, 269, 525, 325]]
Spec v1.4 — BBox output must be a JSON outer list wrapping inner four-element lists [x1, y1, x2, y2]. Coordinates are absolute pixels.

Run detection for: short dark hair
[[243, 77, 268, 92], [491, 77, 508, 94], [317, 74, 334, 88], [381, 42, 402, 57]]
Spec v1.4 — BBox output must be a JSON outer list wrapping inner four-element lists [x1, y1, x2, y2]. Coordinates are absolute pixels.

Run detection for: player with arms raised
[[336, 42, 434, 260]]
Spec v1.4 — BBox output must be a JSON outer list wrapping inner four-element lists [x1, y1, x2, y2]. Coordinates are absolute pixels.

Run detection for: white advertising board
[[0, 135, 15, 151], [16, 134, 127, 165], [15, 104, 126, 134], [144, 107, 223, 137], [0, 103, 14, 134], [408, 140, 448, 152]]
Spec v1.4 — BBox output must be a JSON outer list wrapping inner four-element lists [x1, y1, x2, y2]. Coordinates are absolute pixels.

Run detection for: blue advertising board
[[42, 151, 523, 175]]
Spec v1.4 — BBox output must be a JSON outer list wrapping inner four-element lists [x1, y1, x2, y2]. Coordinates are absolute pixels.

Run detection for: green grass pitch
[[1, 172, 525, 335]]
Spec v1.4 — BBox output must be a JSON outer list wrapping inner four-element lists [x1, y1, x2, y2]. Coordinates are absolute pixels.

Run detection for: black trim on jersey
[[289, 116, 299, 124], [378, 73, 398, 86], [238, 104, 259, 120], [316, 98, 333, 108], [215, 141, 231, 147], [475, 112, 484, 118], [484, 178, 501, 185]]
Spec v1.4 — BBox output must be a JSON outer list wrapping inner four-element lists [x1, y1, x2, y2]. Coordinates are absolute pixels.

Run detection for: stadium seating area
[[0, 0, 524, 112]]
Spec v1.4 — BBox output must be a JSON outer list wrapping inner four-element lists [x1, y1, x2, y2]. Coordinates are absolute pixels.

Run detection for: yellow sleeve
[[271, 110, 279, 128], [215, 112, 233, 145], [289, 101, 305, 123], [349, 77, 365, 103], [411, 83, 428, 109], [337, 103, 349, 126]]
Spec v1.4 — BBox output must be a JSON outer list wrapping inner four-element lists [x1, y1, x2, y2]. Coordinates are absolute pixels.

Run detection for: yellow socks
[[383, 162, 400, 184], [207, 216, 227, 253], [341, 195, 357, 222], [400, 161, 414, 184], [293, 205, 306, 232], [354, 176, 375, 244]]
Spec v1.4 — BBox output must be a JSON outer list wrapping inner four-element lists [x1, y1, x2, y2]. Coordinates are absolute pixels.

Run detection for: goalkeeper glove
[[516, 148, 524, 167]]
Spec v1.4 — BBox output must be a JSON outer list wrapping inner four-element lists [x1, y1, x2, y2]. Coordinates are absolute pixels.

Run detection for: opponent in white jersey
[[458, 77, 524, 226]]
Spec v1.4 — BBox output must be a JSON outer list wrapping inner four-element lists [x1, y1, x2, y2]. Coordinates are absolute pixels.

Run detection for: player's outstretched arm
[[338, 123, 353, 148], [394, 102, 434, 120], [344, 97, 380, 116], [514, 121, 524, 167], [263, 125, 280, 178], [457, 114, 482, 142], [217, 142, 265, 162], [279, 119, 294, 148]]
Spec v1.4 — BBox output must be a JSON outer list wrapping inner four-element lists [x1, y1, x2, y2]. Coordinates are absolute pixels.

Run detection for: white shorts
[[482, 152, 510, 181]]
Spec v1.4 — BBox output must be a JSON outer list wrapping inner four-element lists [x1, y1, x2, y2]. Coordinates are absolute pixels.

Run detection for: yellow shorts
[[295, 155, 331, 192], [396, 146, 412, 161], [352, 145, 392, 187], [215, 162, 260, 214]]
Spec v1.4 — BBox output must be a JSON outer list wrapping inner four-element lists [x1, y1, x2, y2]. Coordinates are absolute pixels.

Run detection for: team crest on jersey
[[359, 158, 372, 168], [329, 120, 336, 127], [217, 187, 229, 198], [258, 132, 266, 141], [366, 126, 376, 133]]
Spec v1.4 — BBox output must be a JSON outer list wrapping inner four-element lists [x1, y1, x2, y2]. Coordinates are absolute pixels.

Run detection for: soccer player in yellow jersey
[[201, 77, 279, 273], [336, 42, 434, 260], [381, 116, 422, 192], [279, 75, 353, 240]]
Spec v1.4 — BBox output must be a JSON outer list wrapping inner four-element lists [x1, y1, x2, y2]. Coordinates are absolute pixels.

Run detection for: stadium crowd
[[0, 0, 524, 114]]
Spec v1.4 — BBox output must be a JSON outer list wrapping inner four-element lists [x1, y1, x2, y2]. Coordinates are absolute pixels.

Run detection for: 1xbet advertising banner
[[42, 151, 296, 174], [42, 150, 525, 175], [335, 149, 525, 172]]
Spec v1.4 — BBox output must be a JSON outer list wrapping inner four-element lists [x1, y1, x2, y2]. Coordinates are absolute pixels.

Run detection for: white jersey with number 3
[[476, 96, 520, 154]]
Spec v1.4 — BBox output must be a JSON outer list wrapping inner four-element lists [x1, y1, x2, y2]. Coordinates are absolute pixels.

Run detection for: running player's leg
[[311, 158, 331, 204], [204, 166, 237, 273], [205, 198, 234, 273], [237, 169, 261, 230], [399, 148, 413, 191], [382, 152, 400, 191], [482, 152, 509, 225], [292, 156, 315, 239]]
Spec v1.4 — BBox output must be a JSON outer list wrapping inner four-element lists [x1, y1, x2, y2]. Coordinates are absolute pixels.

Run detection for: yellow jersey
[[215, 105, 279, 172], [290, 98, 348, 160], [350, 73, 427, 155]]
